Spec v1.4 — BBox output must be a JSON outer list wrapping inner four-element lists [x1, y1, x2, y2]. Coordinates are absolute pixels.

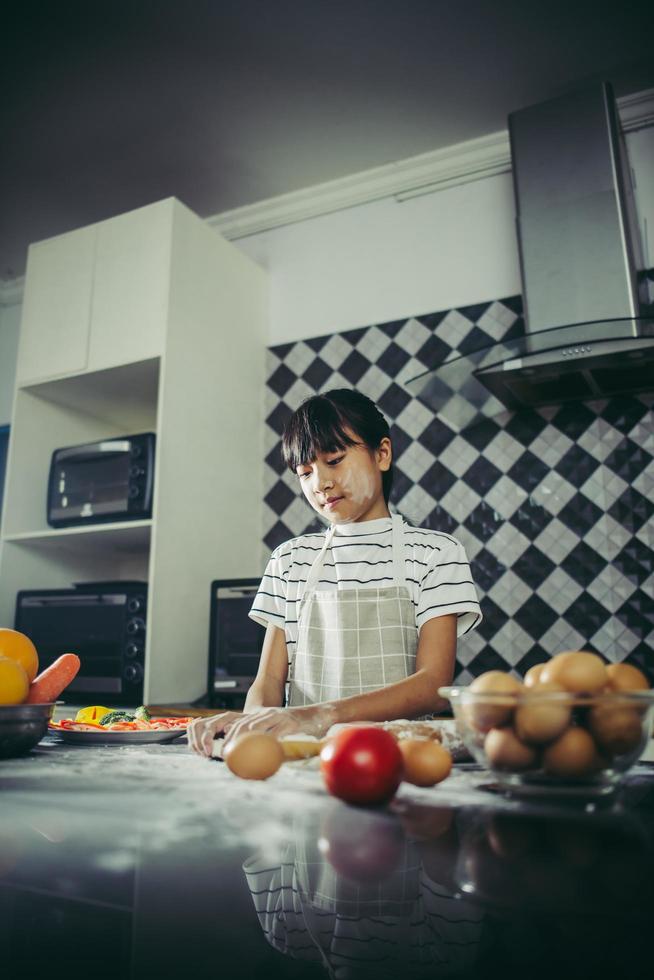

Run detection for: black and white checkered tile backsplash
[[262, 293, 654, 684]]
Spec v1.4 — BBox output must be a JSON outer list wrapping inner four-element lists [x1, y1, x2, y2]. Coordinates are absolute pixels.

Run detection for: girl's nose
[[314, 466, 334, 491]]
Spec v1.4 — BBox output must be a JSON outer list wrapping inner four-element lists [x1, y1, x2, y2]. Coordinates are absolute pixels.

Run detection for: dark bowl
[[0, 702, 56, 759]]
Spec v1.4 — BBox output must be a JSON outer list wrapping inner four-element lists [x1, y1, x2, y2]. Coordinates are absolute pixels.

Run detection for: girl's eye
[[298, 471, 311, 480], [327, 456, 344, 466]]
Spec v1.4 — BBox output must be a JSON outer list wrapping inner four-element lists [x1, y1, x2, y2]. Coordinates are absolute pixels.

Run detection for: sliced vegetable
[[26, 653, 81, 704], [75, 705, 112, 723], [135, 705, 151, 722], [49, 713, 192, 734], [99, 710, 135, 726]]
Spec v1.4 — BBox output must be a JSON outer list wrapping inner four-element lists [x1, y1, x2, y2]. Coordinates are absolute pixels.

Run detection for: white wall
[[0, 302, 20, 425], [237, 171, 521, 345]]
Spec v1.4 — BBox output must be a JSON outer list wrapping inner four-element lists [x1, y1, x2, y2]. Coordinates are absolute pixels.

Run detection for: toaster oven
[[47, 432, 155, 527]]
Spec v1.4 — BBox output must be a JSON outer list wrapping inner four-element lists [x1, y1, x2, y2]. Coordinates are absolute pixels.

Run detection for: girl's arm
[[187, 624, 288, 756], [243, 624, 289, 711]]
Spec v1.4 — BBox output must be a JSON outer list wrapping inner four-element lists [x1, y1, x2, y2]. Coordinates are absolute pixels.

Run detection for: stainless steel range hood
[[407, 82, 654, 426]]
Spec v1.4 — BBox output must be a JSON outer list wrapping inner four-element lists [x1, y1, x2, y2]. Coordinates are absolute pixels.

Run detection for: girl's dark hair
[[282, 389, 393, 503]]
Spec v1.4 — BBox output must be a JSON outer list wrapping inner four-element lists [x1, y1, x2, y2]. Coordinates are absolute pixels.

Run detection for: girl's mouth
[[324, 496, 344, 509]]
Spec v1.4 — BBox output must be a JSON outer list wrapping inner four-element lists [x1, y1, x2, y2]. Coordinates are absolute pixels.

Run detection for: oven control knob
[[124, 662, 144, 683], [125, 643, 140, 659], [127, 597, 142, 613], [126, 617, 145, 635]]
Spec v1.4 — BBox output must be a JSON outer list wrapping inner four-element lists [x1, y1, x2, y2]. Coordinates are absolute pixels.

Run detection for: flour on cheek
[[341, 468, 376, 506]]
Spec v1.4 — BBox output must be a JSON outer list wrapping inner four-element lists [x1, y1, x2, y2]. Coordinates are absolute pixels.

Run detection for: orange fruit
[[0, 628, 39, 683], [0, 656, 30, 705]]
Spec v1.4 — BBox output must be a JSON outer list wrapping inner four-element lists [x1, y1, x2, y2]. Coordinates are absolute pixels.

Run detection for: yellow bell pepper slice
[[74, 705, 112, 723]]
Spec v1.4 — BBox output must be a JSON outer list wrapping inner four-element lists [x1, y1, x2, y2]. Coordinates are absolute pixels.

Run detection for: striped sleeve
[[249, 546, 288, 629], [416, 537, 482, 637]]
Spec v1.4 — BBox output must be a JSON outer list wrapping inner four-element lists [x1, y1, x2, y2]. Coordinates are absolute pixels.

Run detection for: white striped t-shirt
[[249, 516, 482, 659]]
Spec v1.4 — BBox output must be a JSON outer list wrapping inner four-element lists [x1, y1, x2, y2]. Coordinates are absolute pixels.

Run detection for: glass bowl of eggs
[[439, 653, 654, 798]]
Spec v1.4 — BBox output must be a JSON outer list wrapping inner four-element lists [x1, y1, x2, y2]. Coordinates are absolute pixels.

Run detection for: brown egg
[[588, 703, 644, 756], [523, 663, 546, 688], [541, 726, 601, 777], [399, 738, 452, 786], [606, 662, 650, 692], [514, 680, 572, 744], [224, 732, 284, 780], [484, 727, 538, 771], [540, 651, 608, 694], [467, 671, 523, 731]]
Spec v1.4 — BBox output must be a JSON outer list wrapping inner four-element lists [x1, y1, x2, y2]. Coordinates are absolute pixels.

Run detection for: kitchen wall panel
[[261, 280, 654, 683]]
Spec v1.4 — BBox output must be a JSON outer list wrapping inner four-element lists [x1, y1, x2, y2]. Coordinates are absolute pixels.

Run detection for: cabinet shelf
[[4, 520, 152, 555], [23, 357, 160, 432]]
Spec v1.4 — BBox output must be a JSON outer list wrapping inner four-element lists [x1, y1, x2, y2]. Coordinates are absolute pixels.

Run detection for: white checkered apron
[[288, 514, 417, 706]]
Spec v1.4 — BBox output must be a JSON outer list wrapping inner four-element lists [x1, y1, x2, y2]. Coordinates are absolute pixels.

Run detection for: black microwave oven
[[208, 578, 265, 707], [15, 582, 148, 705], [47, 432, 155, 528]]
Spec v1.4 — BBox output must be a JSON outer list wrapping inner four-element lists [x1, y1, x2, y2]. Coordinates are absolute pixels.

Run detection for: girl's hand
[[223, 704, 337, 745], [187, 711, 243, 757]]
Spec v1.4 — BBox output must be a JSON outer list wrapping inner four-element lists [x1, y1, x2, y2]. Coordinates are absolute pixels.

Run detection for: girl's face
[[296, 431, 392, 524]]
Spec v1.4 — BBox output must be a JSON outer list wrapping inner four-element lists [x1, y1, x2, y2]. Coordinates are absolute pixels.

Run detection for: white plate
[[50, 727, 186, 745]]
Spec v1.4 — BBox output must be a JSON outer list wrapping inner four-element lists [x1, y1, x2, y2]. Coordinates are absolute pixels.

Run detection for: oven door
[[208, 579, 265, 707], [15, 593, 130, 698], [48, 440, 133, 526]]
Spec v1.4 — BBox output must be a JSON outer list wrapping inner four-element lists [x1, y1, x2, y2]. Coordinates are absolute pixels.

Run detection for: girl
[[188, 389, 481, 756]]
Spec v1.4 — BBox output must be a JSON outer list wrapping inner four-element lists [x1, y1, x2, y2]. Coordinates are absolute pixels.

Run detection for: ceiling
[[2, 0, 654, 280]]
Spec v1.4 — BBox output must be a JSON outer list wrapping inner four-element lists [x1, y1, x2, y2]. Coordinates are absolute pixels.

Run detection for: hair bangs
[[282, 400, 359, 472]]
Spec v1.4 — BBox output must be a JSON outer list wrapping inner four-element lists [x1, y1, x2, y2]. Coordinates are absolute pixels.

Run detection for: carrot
[[59, 719, 105, 730], [26, 653, 81, 703]]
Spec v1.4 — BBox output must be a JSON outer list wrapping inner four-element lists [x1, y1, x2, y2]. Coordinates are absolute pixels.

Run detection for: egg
[[606, 662, 650, 692], [541, 726, 601, 777], [467, 671, 523, 731], [523, 663, 546, 688], [398, 738, 452, 786], [514, 680, 571, 744], [540, 650, 608, 694], [223, 732, 284, 780], [587, 703, 644, 756], [484, 727, 538, 771]]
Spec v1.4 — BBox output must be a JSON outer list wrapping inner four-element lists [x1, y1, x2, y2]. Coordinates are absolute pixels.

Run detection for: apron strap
[[302, 523, 336, 599]]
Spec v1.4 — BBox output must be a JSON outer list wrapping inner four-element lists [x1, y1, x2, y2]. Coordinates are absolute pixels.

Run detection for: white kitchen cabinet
[[15, 199, 177, 385], [0, 198, 268, 705], [87, 200, 172, 371], [16, 224, 96, 383]]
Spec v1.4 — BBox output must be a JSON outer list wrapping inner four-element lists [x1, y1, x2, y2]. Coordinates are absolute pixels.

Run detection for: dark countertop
[[2, 734, 654, 980]]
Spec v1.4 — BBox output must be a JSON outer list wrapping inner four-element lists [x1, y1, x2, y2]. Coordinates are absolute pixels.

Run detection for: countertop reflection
[[1, 736, 653, 979]]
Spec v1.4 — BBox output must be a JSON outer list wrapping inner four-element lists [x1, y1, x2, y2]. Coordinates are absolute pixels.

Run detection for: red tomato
[[320, 727, 403, 805]]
